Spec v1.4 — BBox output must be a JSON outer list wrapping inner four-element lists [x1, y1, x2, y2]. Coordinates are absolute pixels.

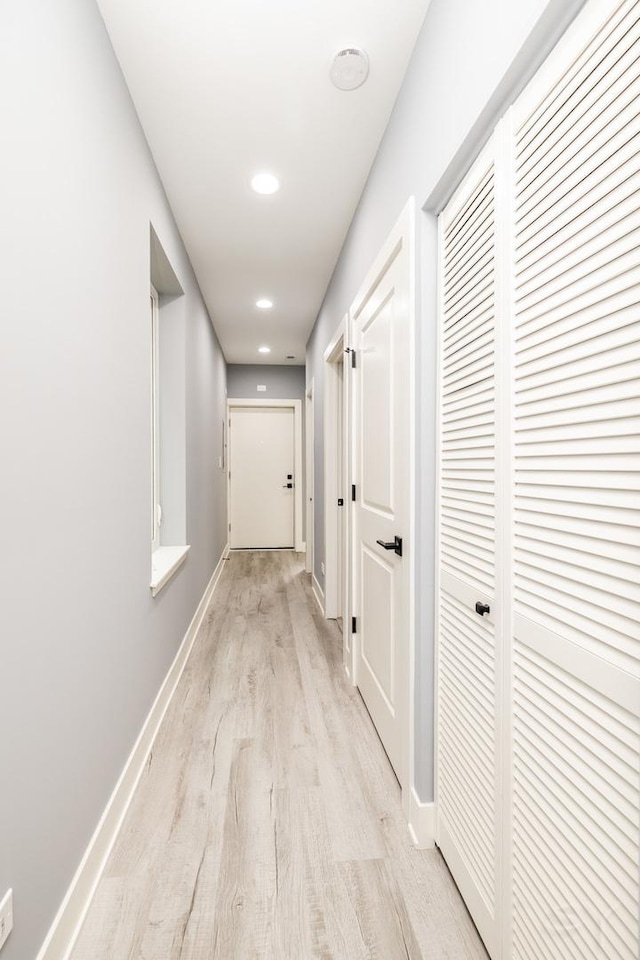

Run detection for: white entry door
[[229, 406, 295, 549], [351, 203, 413, 784]]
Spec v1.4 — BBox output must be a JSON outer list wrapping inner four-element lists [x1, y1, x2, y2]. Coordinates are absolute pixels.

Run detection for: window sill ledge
[[151, 545, 190, 597]]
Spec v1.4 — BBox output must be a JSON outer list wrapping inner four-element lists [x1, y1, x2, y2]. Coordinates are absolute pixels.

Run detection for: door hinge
[[228, 522, 231, 531], [345, 347, 356, 368], [351, 616, 357, 634], [351, 484, 356, 502]]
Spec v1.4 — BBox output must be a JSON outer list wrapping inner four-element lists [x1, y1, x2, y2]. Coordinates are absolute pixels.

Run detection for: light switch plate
[[0, 889, 13, 951]]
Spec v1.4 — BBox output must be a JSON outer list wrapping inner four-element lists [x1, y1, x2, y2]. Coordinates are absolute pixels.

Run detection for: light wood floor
[[71, 551, 488, 960]]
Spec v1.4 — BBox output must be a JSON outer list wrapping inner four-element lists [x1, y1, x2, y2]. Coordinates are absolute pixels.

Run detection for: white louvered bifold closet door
[[436, 138, 504, 959], [511, 1, 640, 958]]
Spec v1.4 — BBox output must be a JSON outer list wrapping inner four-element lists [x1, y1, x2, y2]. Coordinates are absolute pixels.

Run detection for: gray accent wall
[[227, 364, 306, 400], [0, 2, 228, 958], [305, 0, 587, 802]]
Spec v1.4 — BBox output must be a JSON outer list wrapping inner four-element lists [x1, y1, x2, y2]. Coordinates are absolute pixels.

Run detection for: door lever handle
[[376, 536, 403, 557], [282, 483, 293, 488]]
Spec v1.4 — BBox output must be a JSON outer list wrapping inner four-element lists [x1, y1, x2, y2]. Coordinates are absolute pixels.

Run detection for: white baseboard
[[311, 573, 325, 616], [408, 787, 436, 849], [37, 544, 230, 960]]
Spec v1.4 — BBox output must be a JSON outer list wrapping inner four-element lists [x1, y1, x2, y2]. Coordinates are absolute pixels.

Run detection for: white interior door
[[509, 1, 640, 956], [436, 136, 503, 959], [336, 358, 345, 621], [436, 5, 640, 960], [352, 204, 413, 784], [229, 406, 295, 549]]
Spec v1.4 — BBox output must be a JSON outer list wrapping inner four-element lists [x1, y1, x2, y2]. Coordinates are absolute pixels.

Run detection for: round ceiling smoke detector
[[330, 48, 369, 91]]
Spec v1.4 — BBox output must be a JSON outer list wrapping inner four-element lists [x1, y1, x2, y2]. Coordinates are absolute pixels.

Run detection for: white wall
[[306, 0, 586, 801], [0, 2, 228, 958]]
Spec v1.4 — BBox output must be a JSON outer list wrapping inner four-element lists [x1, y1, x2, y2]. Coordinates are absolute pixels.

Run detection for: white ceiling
[[96, 0, 431, 364]]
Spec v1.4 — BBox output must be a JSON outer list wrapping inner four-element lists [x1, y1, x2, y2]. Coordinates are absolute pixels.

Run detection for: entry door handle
[[376, 536, 403, 557], [282, 483, 293, 488]]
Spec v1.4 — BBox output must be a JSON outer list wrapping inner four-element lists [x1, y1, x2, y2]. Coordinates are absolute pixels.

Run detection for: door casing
[[305, 382, 314, 574], [323, 318, 351, 672]]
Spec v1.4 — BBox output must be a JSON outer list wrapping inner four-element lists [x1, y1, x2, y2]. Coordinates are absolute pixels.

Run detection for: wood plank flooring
[[71, 551, 488, 960]]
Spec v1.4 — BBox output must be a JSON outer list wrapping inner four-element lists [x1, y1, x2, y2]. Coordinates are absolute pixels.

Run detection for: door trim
[[323, 316, 352, 676], [305, 382, 314, 574], [227, 399, 303, 553], [349, 197, 416, 821]]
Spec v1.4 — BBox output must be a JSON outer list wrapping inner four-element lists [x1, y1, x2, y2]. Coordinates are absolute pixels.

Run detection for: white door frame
[[323, 316, 352, 674], [349, 198, 416, 821], [227, 399, 304, 553], [305, 381, 314, 573]]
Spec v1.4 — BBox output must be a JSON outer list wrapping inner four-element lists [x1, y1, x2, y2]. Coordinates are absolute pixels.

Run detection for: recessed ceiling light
[[256, 298, 273, 310], [251, 172, 280, 195], [258, 345, 271, 354], [330, 48, 369, 91]]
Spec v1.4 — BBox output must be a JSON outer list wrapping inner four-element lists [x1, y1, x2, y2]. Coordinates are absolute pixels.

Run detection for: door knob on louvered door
[[475, 601, 490, 616]]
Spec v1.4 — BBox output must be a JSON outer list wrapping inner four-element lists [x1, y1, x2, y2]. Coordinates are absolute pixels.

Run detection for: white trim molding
[[36, 544, 230, 960], [150, 544, 190, 596], [227, 398, 304, 553], [311, 573, 325, 617], [408, 788, 436, 849], [305, 380, 315, 576], [323, 317, 348, 622], [323, 315, 353, 678]]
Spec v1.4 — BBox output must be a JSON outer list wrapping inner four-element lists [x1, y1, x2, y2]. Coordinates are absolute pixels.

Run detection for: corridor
[[70, 552, 487, 959]]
